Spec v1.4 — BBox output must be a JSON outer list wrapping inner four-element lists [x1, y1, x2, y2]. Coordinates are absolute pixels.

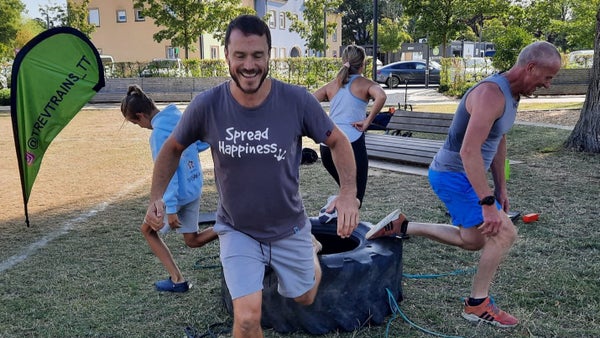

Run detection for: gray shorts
[[159, 198, 200, 234], [214, 219, 315, 300]]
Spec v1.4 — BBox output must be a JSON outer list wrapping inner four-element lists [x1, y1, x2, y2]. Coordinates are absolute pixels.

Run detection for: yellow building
[[80, 0, 253, 62], [77, 0, 341, 62]]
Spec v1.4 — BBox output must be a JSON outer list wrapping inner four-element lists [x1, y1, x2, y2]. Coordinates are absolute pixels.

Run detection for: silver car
[[376, 60, 441, 88]]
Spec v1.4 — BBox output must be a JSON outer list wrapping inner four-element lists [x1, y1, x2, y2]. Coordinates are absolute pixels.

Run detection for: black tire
[[386, 76, 400, 88], [221, 218, 404, 334]]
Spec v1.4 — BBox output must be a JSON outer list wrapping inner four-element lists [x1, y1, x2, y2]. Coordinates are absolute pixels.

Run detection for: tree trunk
[[564, 5, 600, 153]]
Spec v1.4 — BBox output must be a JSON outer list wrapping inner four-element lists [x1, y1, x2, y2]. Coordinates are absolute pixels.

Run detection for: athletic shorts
[[214, 219, 315, 300], [428, 169, 500, 228], [160, 198, 200, 234]]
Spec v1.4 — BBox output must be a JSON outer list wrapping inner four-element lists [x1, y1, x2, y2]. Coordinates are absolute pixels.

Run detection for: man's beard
[[229, 66, 269, 95]]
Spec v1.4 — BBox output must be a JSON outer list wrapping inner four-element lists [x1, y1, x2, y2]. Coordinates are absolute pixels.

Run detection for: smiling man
[[142, 15, 359, 338], [368, 41, 562, 328]]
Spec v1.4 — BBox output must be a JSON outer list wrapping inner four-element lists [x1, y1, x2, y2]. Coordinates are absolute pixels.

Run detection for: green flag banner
[[10, 27, 105, 226]]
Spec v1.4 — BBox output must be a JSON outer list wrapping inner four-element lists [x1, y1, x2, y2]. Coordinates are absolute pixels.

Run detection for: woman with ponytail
[[314, 45, 386, 217]]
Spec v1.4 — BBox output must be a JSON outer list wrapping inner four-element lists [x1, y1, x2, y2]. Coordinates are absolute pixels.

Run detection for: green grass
[[407, 101, 584, 113], [0, 113, 599, 337]]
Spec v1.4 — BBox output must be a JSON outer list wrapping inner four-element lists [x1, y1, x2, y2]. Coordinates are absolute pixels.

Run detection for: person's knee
[[140, 223, 154, 236], [294, 291, 316, 306], [461, 237, 485, 251], [233, 302, 261, 332], [182, 234, 199, 248], [501, 220, 518, 246]]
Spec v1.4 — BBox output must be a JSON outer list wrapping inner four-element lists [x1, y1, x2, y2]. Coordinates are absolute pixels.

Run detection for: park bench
[[89, 77, 229, 103], [365, 109, 454, 166]]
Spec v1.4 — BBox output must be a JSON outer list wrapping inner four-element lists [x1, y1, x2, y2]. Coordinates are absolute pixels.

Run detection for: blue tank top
[[430, 73, 518, 172], [328, 74, 368, 142]]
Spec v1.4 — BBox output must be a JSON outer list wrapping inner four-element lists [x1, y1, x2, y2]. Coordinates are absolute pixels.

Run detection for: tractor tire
[[221, 218, 404, 334]]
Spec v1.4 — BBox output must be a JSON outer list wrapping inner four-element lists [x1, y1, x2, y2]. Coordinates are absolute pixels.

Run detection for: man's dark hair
[[225, 15, 272, 51]]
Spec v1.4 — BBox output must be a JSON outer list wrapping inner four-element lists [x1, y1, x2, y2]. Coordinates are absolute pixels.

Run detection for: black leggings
[[319, 133, 368, 207]]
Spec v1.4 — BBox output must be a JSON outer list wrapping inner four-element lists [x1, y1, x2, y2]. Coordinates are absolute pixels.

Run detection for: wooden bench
[[89, 77, 229, 103], [365, 109, 454, 166]]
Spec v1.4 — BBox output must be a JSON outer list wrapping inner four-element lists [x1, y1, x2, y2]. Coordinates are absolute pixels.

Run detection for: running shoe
[[462, 296, 519, 328], [365, 209, 409, 240]]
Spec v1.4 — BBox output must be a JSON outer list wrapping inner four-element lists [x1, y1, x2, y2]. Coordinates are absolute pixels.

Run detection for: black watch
[[478, 195, 496, 206]]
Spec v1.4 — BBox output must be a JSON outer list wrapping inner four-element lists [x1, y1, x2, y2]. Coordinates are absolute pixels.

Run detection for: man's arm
[[144, 135, 186, 231], [460, 83, 505, 235], [490, 135, 509, 212], [322, 126, 359, 238]]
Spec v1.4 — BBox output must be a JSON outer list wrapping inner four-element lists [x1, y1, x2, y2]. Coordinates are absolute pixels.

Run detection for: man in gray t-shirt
[[142, 15, 359, 338]]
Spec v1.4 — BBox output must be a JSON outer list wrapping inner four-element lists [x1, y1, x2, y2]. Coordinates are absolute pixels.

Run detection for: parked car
[[140, 58, 187, 77], [462, 57, 496, 81], [99, 55, 115, 78], [567, 50, 594, 68], [376, 60, 441, 88]]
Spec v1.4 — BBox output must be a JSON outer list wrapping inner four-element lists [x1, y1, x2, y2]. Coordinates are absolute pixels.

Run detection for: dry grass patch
[[0, 106, 599, 338]]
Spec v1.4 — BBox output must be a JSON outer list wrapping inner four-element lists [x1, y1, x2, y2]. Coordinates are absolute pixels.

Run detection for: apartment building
[[254, 0, 342, 58], [78, 0, 341, 63]]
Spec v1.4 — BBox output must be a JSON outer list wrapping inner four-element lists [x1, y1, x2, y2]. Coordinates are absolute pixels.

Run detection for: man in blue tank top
[[142, 15, 360, 337], [368, 41, 562, 328]]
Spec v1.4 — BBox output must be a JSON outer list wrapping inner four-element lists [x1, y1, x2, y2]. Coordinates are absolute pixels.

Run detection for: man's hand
[[168, 214, 182, 229], [478, 206, 503, 236], [144, 199, 166, 232], [332, 194, 360, 238]]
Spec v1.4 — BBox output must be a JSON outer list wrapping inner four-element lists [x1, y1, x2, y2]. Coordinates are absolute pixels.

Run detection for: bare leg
[[466, 214, 518, 298], [294, 235, 323, 306], [232, 291, 263, 338], [407, 221, 484, 249], [408, 214, 517, 298], [140, 222, 184, 283], [182, 227, 218, 248]]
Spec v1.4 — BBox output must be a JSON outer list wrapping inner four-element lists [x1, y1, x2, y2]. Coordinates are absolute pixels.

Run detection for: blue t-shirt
[[150, 104, 208, 214], [173, 79, 335, 241]]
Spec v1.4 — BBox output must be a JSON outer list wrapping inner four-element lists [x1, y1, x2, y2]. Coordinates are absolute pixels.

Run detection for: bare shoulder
[[352, 76, 382, 98], [466, 82, 505, 111]]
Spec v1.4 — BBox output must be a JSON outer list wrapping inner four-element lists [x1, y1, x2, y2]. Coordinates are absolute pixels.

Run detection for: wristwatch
[[478, 195, 496, 206]]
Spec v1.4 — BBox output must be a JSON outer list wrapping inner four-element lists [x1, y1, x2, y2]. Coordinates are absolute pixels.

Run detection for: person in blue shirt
[[121, 84, 217, 292]]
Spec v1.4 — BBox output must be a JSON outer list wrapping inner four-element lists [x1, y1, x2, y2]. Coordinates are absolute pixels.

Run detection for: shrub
[[0, 88, 9, 105]]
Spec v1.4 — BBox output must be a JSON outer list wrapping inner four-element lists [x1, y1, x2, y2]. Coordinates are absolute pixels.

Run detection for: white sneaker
[[365, 209, 409, 240], [318, 195, 338, 224]]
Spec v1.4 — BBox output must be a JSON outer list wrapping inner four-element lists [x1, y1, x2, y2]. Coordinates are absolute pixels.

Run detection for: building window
[[271, 47, 277, 59], [332, 28, 338, 42], [166, 47, 180, 59], [268, 10, 276, 28], [88, 8, 100, 26], [279, 12, 286, 29], [134, 8, 144, 21], [210, 46, 219, 59], [279, 48, 286, 58], [116, 10, 126, 23]]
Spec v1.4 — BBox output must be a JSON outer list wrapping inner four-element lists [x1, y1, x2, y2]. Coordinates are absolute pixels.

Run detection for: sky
[[21, 0, 67, 19]]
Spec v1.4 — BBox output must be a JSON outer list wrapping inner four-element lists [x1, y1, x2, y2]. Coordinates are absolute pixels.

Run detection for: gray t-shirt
[[173, 79, 335, 242], [430, 73, 518, 173]]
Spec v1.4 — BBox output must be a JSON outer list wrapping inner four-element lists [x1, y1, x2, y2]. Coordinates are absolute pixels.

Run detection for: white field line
[[0, 178, 148, 274]]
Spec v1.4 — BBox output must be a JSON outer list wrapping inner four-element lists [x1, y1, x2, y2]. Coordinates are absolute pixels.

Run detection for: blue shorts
[[214, 219, 315, 300], [160, 198, 200, 234], [428, 169, 500, 228]]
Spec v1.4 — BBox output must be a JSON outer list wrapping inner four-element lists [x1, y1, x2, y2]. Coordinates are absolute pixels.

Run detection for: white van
[[568, 50, 594, 68], [99, 55, 115, 77], [140, 58, 187, 77]]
